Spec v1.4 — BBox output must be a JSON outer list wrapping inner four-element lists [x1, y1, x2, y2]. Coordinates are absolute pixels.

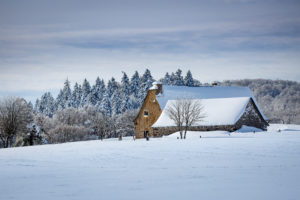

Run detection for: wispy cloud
[[0, 0, 300, 101]]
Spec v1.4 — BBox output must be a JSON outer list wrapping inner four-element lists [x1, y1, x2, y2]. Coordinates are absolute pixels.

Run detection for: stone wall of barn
[[134, 90, 162, 139], [153, 125, 238, 137], [235, 99, 268, 130]]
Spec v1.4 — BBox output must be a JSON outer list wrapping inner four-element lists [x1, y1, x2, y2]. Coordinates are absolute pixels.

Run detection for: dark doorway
[[144, 131, 149, 140]]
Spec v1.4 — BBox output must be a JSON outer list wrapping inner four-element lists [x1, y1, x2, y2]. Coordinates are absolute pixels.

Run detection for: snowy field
[[1, 124, 300, 200]]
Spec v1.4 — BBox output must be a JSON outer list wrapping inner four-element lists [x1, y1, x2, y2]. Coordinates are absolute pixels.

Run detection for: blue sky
[[0, 0, 300, 102]]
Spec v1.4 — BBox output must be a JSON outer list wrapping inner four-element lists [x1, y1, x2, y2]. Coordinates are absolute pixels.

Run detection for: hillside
[[0, 124, 299, 200], [221, 79, 300, 124]]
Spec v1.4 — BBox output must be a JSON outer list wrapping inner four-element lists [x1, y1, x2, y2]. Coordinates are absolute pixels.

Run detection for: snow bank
[[235, 125, 264, 133], [153, 97, 250, 127], [165, 131, 231, 139], [268, 124, 300, 132]]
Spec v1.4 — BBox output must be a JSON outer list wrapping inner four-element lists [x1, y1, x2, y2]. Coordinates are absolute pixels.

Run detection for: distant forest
[[220, 79, 300, 124]]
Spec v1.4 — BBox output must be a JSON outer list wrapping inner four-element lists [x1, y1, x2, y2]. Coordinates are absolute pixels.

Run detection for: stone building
[[134, 82, 268, 139]]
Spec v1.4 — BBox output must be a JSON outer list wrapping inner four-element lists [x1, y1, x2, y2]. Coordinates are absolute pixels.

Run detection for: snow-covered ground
[[0, 124, 300, 200]]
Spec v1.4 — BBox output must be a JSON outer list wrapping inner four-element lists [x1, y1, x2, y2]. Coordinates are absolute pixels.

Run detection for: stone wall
[[134, 90, 162, 138], [153, 125, 238, 137], [235, 99, 268, 130]]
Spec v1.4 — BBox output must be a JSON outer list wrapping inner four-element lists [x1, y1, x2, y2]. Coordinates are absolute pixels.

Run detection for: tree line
[[34, 69, 196, 117], [0, 68, 299, 148], [0, 69, 196, 148]]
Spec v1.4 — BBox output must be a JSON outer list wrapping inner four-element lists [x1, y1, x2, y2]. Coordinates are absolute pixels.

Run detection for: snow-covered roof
[[152, 97, 251, 127], [152, 81, 162, 85], [149, 84, 158, 90], [155, 85, 267, 120]]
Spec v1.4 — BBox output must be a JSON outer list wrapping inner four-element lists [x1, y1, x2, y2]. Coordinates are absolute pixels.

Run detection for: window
[[144, 110, 149, 117]]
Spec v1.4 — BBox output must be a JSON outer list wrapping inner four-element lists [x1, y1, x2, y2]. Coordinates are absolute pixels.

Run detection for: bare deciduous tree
[[166, 99, 184, 139], [0, 97, 33, 148], [182, 99, 206, 139], [166, 98, 205, 139], [91, 112, 111, 140], [115, 109, 138, 140], [48, 124, 89, 143]]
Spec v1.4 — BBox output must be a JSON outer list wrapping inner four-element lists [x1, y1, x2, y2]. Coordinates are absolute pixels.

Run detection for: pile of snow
[[153, 97, 250, 127], [235, 125, 264, 133], [165, 131, 231, 139], [268, 124, 300, 132]]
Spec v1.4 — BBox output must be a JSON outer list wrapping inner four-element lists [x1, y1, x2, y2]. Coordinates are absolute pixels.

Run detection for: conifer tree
[[45, 92, 55, 117], [99, 79, 106, 101], [34, 99, 40, 113], [90, 77, 105, 106], [130, 71, 140, 98], [129, 95, 139, 109], [174, 69, 184, 86], [36, 92, 54, 117], [111, 90, 122, 115], [55, 89, 65, 111], [120, 94, 132, 113], [107, 77, 119, 99], [62, 79, 72, 108], [81, 79, 91, 107], [138, 69, 154, 104], [184, 70, 194, 86], [71, 82, 82, 108], [100, 91, 111, 116], [119, 72, 132, 113], [121, 72, 130, 97], [169, 72, 175, 85], [162, 72, 171, 85]]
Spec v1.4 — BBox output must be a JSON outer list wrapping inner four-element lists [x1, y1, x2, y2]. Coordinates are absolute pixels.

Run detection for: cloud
[[2, 18, 300, 57], [0, 0, 300, 102]]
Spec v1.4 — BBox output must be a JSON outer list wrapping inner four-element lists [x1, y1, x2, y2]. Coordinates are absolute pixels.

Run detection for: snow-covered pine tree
[[99, 79, 106, 102], [62, 79, 72, 108], [81, 79, 91, 107], [120, 72, 131, 112], [55, 89, 65, 111], [90, 77, 105, 106], [37, 95, 46, 113], [184, 70, 194, 86], [45, 93, 55, 117], [111, 90, 122, 115], [34, 99, 40, 113], [71, 82, 81, 108], [138, 69, 154, 104], [174, 69, 184, 86], [99, 91, 111, 116], [130, 71, 140, 98], [121, 72, 130, 97], [94, 80, 106, 110], [162, 72, 171, 85], [120, 94, 132, 113], [107, 77, 119, 99], [129, 95, 140, 109], [169, 72, 175, 85], [37, 92, 55, 117]]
